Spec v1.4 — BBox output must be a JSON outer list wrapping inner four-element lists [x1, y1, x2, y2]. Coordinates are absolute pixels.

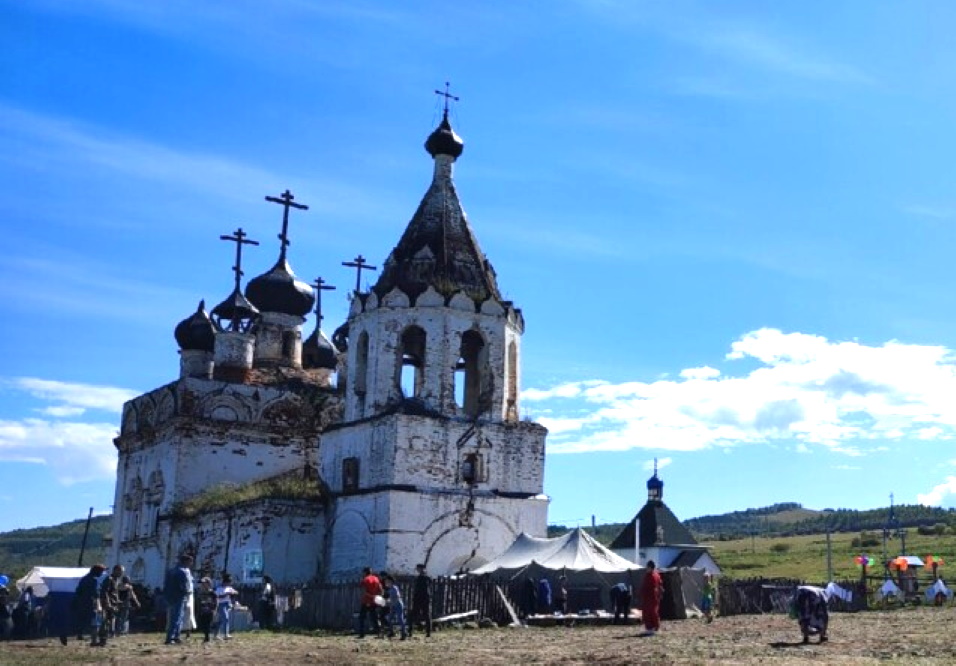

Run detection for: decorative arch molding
[[258, 394, 304, 426], [480, 299, 505, 316], [415, 286, 444, 308], [382, 288, 410, 308], [421, 508, 517, 575], [328, 509, 373, 579], [448, 292, 475, 312], [130, 557, 146, 583], [202, 394, 254, 422], [121, 404, 138, 435], [154, 387, 176, 425]]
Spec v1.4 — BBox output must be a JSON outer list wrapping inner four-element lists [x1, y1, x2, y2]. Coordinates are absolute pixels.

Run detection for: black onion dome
[[174, 300, 216, 352], [245, 258, 315, 317], [424, 112, 464, 159], [647, 471, 664, 495], [303, 328, 338, 370], [211, 288, 260, 331]]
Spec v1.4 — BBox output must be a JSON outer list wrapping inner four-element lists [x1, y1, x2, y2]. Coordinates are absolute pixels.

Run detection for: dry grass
[[3, 605, 956, 665]]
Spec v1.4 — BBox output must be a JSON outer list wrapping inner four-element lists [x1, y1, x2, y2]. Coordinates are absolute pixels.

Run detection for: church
[[109, 100, 549, 589]]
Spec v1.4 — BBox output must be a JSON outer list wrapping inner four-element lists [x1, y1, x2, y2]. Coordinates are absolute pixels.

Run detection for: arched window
[[462, 453, 482, 485], [398, 326, 426, 398], [506, 341, 518, 421], [354, 331, 370, 413], [454, 330, 487, 417], [342, 457, 360, 493]]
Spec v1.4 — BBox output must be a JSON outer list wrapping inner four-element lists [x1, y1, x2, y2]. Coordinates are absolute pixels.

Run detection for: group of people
[[357, 564, 432, 639], [56, 554, 266, 647]]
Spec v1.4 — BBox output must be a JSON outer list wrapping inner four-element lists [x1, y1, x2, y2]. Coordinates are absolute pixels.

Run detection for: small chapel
[[609, 461, 721, 575], [109, 98, 549, 589]]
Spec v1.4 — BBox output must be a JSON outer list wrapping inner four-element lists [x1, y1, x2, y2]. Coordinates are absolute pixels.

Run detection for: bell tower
[[319, 92, 547, 579]]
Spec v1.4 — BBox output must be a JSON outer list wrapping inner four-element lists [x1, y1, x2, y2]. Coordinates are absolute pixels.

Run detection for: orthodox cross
[[342, 254, 377, 294], [310, 276, 336, 325], [434, 81, 459, 115], [265, 189, 308, 261], [220, 227, 259, 291]]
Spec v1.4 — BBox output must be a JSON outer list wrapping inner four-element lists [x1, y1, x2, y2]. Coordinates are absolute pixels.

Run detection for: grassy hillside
[[0, 516, 111, 581]]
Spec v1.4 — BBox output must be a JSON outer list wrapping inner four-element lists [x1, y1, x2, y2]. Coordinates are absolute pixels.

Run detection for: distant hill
[[684, 502, 956, 539], [0, 516, 111, 581]]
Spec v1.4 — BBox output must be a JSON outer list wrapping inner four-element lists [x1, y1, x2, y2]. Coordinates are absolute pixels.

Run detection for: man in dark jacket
[[73, 564, 106, 646], [408, 564, 432, 638], [163, 555, 192, 645]]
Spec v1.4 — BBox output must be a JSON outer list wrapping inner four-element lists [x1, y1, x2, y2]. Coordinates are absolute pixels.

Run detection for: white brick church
[[109, 105, 549, 589]]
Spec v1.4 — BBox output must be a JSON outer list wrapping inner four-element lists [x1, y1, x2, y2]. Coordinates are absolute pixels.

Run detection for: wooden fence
[[717, 578, 868, 616], [271, 575, 521, 631]]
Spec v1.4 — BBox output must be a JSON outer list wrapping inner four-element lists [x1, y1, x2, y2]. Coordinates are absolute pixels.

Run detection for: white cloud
[[918, 476, 956, 507], [0, 377, 136, 484], [0, 419, 117, 484], [9, 377, 138, 416], [530, 328, 956, 455]]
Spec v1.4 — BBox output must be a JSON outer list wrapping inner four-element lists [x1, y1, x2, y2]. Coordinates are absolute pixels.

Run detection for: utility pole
[[826, 525, 833, 582], [77, 507, 94, 567]]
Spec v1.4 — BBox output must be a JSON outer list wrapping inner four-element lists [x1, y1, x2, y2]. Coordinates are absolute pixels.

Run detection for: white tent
[[16, 566, 89, 598], [472, 528, 640, 575]]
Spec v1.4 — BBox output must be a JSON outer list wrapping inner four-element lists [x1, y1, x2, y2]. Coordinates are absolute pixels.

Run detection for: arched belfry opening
[[398, 325, 427, 398], [455, 330, 487, 417], [354, 331, 370, 412]]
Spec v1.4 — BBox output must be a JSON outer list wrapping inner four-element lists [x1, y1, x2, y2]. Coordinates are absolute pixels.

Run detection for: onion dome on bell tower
[[174, 300, 216, 352]]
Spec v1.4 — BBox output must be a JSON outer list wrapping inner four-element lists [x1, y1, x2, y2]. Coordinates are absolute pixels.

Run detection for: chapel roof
[[608, 500, 699, 551]]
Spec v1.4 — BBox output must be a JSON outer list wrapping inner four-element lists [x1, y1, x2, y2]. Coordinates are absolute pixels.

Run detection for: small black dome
[[425, 112, 464, 159], [245, 258, 315, 317], [174, 300, 216, 352], [303, 328, 338, 370], [211, 288, 260, 332]]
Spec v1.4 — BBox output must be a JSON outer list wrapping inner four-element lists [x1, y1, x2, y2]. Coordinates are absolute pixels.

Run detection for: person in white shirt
[[214, 574, 238, 640]]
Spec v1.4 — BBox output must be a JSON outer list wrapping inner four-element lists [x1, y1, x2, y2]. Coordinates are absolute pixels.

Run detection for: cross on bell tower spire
[[265, 189, 308, 262], [342, 254, 378, 294]]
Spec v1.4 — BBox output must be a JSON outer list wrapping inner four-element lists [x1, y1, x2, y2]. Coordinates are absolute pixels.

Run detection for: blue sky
[[2, 0, 956, 533]]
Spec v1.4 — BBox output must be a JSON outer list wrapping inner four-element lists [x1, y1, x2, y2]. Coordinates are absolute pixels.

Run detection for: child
[[196, 577, 217, 643], [214, 574, 238, 640], [382, 575, 407, 640], [701, 573, 715, 623]]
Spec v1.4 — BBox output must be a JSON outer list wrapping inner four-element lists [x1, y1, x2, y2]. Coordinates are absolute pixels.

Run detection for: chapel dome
[[174, 300, 216, 352], [211, 288, 260, 331], [424, 112, 464, 159], [245, 258, 315, 317]]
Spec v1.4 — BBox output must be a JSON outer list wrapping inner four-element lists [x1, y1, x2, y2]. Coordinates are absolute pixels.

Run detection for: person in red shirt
[[357, 567, 383, 638], [641, 560, 663, 634]]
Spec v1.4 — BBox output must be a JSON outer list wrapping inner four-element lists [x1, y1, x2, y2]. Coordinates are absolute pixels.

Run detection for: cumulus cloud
[[524, 328, 956, 455], [0, 377, 135, 483], [918, 476, 956, 507]]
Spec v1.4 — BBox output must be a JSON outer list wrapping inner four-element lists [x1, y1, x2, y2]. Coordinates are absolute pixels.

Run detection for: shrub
[[770, 543, 791, 553]]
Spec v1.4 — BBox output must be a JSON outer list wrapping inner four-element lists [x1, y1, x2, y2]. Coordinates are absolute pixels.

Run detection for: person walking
[[382, 574, 407, 640], [357, 567, 383, 638], [258, 574, 277, 630], [214, 573, 238, 640], [73, 564, 106, 646], [640, 561, 663, 635], [116, 575, 140, 635], [408, 564, 432, 638]]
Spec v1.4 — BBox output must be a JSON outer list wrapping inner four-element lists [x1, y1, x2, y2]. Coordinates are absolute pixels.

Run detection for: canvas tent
[[16, 566, 88, 598], [473, 529, 708, 620]]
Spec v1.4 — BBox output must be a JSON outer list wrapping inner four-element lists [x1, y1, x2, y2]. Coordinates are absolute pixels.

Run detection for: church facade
[[109, 106, 548, 589]]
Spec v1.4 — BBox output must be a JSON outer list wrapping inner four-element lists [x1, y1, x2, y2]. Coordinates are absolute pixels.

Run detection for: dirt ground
[[2, 606, 955, 665]]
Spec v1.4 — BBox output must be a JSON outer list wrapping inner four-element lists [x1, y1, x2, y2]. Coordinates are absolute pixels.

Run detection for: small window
[[343, 457, 360, 493], [462, 453, 481, 485]]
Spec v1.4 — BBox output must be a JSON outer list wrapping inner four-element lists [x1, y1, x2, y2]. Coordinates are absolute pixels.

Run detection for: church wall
[[326, 490, 548, 579]]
